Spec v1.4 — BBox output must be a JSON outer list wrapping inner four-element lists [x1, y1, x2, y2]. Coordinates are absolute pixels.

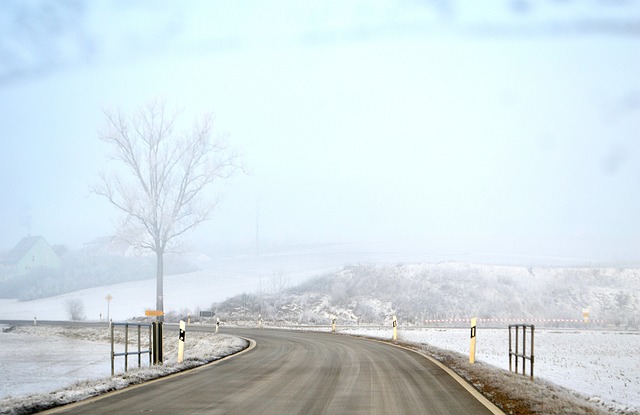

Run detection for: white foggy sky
[[0, 1, 639, 263]]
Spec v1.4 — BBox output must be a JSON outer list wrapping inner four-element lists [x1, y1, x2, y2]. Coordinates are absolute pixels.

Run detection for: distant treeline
[[0, 251, 196, 301]]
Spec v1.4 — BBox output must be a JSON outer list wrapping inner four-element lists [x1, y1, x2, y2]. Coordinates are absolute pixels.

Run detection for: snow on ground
[[1, 253, 639, 412], [0, 252, 353, 322], [0, 324, 248, 414], [0, 327, 111, 400], [1, 321, 639, 414], [338, 326, 640, 413]]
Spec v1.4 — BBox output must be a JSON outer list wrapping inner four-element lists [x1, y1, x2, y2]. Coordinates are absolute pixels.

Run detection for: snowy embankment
[[0, 324, 248, 415]]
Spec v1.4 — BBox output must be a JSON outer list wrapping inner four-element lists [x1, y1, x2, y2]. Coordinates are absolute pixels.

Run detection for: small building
[[0, 236, 61, 275]]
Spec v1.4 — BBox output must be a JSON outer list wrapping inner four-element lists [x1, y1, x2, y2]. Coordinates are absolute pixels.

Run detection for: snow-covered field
[[1, 322, 639, 414], [0, 324, 111, 400], [1, 255, 639, 413], [339, 326, 640, 413], [0, 324, 248, 414], [0, 252, 352, 322]]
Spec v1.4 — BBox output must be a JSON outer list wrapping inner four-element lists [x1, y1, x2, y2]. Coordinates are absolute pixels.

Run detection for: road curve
[[47, 328, 502, 415]]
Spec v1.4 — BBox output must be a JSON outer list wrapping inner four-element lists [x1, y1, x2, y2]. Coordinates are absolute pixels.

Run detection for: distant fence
[[424, 317, 605, 326]]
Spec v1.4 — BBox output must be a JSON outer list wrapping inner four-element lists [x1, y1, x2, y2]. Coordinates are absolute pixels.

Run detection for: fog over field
[[0, 3, 639, 412], [1, 1, 639, 265]]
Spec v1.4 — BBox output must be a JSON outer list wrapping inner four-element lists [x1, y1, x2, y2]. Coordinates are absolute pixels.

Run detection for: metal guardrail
[[110, 322, 153, 376]]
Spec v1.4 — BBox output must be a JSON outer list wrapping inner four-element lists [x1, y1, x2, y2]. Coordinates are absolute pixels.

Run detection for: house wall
[[14, 238, 61, 274]]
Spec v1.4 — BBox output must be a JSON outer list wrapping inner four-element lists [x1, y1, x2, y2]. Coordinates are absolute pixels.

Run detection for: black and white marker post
[[178, 320, 186, 364], [392, 315, 398, 341], [469, 317, 477, 364]]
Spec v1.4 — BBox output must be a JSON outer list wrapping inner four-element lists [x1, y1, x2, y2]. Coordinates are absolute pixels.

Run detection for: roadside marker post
[[332, 317, 337, 333], [105, 294, 113, 322], [392, 315, 398, 341], [178, 320, 186, 364], [470, 317, 477, 364], [215, 317, 220, 334]]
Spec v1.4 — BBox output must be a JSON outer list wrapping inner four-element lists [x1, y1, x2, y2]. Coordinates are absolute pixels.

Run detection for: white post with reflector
[[470, 317, 477, 364], [582, 308, 590, 324], [178, 320, 186, 364], [392, 315, 398, 341]]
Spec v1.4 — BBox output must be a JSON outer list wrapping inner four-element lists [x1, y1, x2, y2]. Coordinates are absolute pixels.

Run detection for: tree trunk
[[156, 249, 164, 322]]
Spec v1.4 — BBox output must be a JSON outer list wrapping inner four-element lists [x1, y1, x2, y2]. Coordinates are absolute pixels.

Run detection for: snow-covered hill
[[213, 262, 640, 329], [1, 248, 637, 330]]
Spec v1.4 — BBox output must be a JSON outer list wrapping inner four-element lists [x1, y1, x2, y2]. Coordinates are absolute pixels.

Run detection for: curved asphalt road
[[46, 328, 502, 415]]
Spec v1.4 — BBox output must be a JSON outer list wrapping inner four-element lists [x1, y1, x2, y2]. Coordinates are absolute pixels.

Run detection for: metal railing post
[[110, 322, 153, 374], [515, 325, 519, 374], [110, 322, 115, 376], [508, 325, 512, 372], [530, 325, 535, 380], [508, 324, 535, 380], [138, 324, 141, 368], [522, 325, 527, 376], [124, 324, 129, 372]]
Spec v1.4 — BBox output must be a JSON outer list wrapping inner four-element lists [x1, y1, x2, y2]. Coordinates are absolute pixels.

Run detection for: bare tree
[[270, 270, 289, 295], [64, 298, 86, 321], [93, 100, 240, 319]]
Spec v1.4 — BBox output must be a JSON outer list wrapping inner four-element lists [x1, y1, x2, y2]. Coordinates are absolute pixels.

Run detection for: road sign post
[[145, 310, 165, 365], [105, 294, 113, 322], [199, 310, 214, 324], [152, 321, 163, 365]]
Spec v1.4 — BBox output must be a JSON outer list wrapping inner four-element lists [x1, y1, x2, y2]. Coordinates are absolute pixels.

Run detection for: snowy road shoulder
[[0, 326, 249, 415]]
